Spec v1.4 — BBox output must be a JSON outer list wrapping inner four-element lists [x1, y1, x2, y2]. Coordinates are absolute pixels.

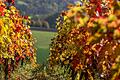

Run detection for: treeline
[[15, 0, 75, 28]]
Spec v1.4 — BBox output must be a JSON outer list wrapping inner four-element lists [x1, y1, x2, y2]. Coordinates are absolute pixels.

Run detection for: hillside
[[15, 0, 76, 28]]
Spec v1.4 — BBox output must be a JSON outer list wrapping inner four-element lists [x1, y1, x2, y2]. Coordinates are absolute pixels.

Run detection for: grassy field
[[32, 30, 56, 64]]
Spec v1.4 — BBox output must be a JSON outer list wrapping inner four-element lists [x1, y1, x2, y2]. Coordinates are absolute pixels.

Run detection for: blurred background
[[15, 0, 78, 64], [15, 0, 78, 29]]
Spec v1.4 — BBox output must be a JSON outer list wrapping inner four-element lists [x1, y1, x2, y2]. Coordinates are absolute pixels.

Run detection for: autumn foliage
[[0, 1, 36, 79], [49, 0, 120, 80]]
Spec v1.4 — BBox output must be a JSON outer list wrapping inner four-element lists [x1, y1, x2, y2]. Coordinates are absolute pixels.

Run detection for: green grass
[[32, 30, 56, 64]]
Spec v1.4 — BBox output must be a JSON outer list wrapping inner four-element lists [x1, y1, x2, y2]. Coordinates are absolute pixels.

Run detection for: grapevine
[[49, 0, 120, 79], [0, 0, 36, 79]]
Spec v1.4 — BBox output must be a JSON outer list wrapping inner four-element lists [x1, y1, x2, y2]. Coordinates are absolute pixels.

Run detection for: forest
[[15, 0, 76, 28]]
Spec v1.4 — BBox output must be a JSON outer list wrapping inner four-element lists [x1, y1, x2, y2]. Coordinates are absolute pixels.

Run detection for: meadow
[[32, 30, 56, 64]]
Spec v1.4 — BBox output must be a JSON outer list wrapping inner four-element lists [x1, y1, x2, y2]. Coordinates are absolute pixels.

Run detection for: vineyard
[[0, 0, 120, 80]]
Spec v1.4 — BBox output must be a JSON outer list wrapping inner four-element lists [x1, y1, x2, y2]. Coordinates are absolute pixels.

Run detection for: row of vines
[[49, 0, 120, 80], [0, 0, 36, 79]]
